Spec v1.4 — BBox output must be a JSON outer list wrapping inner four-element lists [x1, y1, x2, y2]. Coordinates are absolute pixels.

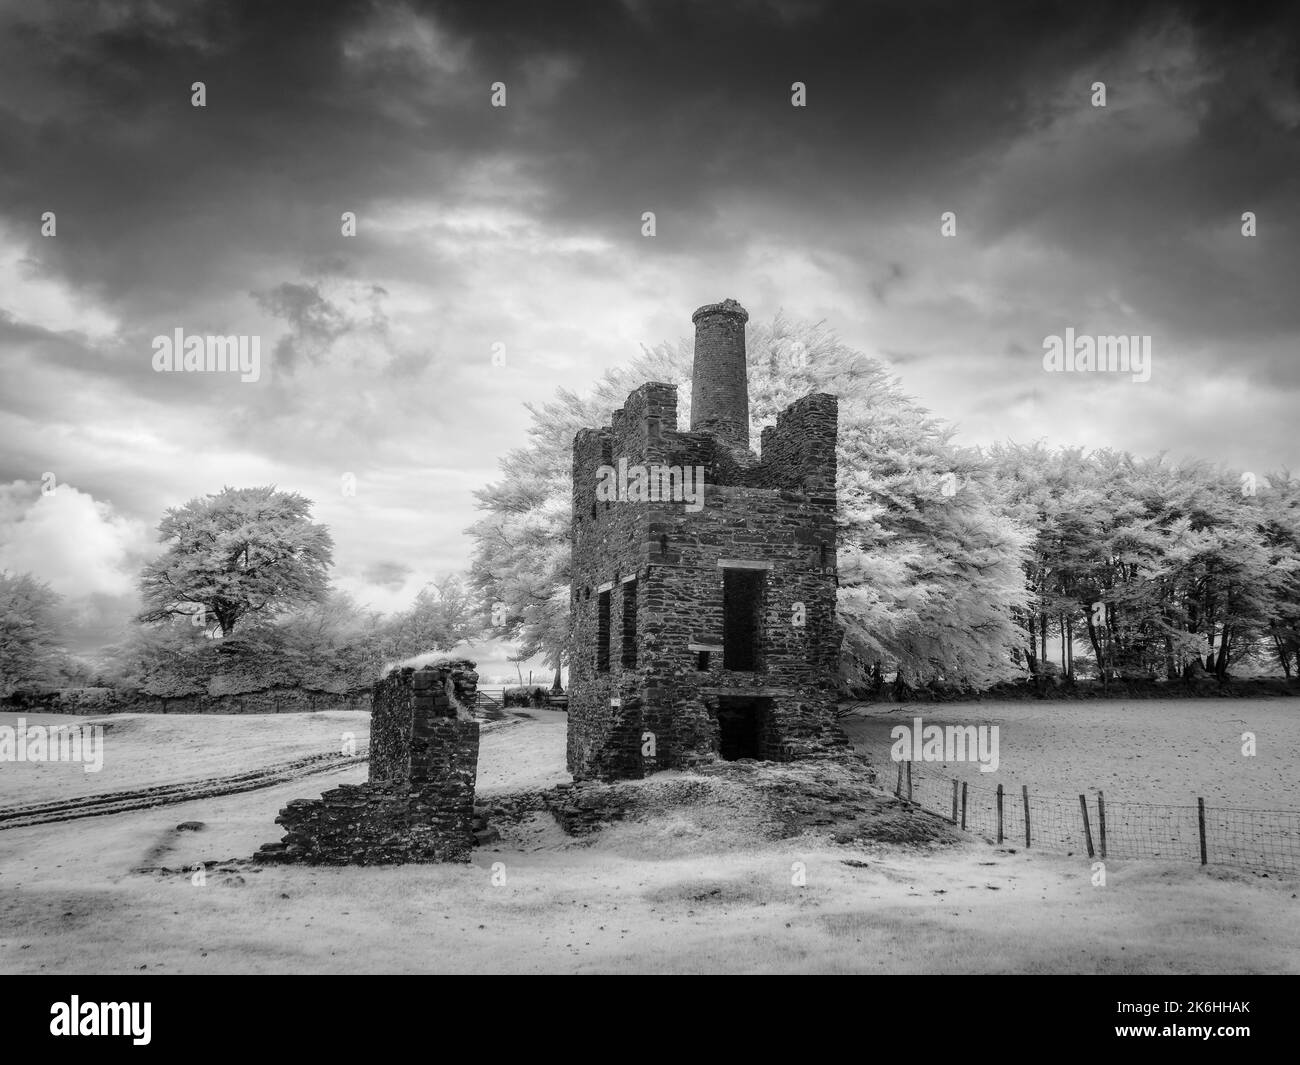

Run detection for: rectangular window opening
[[621, 580, 638, 668], [596, 590, 611, 673], [722, 568, 764, 672]]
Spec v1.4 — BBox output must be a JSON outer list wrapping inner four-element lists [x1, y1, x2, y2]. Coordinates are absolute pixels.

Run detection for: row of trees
[[1, 487, 478, 697], [5, 315, 1298, 696], [997, 445, 1300, 682], [469, 313, 1300, 688]]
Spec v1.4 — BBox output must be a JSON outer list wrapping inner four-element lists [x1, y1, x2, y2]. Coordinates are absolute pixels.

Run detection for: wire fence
[[871, 748, 1300, 877]]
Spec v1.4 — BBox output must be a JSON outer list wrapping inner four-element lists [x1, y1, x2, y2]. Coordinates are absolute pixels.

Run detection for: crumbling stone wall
[[4, 687, 371, 715], [754, 393, 839, 497], [567, 300, 847, 782], [258, 662, 480, 864]]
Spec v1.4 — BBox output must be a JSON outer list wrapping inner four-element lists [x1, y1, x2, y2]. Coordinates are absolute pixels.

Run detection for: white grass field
[[0, 703, 1297, 974], [844, 699, 1300, 808], [0, 711, 371, 805]]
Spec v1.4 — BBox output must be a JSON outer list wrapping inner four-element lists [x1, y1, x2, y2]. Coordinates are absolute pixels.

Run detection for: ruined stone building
[[259, 661, 480, 864], [567, 299, 846, 781]]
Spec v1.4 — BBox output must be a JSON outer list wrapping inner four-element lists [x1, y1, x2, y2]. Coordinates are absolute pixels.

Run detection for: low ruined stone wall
[[260, 719, 480, 864], [477, 781, 633, 836], [2, 686, 371, 715], [258, 662, 480, 865]]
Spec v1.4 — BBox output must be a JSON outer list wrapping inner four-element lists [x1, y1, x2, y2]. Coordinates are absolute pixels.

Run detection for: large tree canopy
[[138, 486, 334, 637], [468, 313, 1033, 688]]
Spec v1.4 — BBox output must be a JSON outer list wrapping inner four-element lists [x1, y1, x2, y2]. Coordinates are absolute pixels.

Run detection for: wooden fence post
[[1097, 790, 1107, 860], [1079, 794, 1094, 858], [1197, 797, 1207, 865], [996, 784, 1004, 844], [905, 759, 913, 803], [961, 782, 968, 830], [1022, 784, 1031, 848], [895, 760, 902, 798], [951, 779, 959, 824]]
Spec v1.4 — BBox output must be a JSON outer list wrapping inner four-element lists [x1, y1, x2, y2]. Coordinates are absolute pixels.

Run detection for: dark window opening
[[621, 580, 638, 668], [659, 534, 669, 556], [716, 697, 770, 761], [596, 590, 611, 672], [819, 543, 828, 568], [722, 568, 764, 671], [696, 650, 709, 671]]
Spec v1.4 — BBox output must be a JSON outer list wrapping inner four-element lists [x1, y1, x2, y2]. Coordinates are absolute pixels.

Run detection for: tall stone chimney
[[690, 298, 750, 451]]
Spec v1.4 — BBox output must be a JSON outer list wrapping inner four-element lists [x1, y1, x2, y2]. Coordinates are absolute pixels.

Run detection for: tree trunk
[[1040, 612, 1048, 679], [1274, 634, 1292, 678], [1215, 627, 1232, 679], [1023, 610, 1038, 675], [1086, 618, 1105, 683]]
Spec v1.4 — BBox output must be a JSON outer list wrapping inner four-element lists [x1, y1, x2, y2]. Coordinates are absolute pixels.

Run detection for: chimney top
[[689, 297, 751, 451], [692, 298, 748, 324]]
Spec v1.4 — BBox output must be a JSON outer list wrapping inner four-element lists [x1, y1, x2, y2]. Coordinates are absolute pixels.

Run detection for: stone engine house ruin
[[567, 298, 846, 781]]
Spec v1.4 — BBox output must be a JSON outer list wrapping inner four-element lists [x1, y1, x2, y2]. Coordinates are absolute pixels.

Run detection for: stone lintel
[[697, 686, 800, 697]]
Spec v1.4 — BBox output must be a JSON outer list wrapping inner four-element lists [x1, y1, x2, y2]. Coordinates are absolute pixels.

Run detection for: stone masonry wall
[[568, 474, 843, 779], [369, 658, 478, 783], [567, 301, 845, 782], [258, 662, 480, 864], [3, 687, 372, 715], [755, 393, 839, 497]]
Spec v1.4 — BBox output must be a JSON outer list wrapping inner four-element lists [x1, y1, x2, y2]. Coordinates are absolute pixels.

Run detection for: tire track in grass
[[0, 750, 369, 830], [0, 716, 522, 831]]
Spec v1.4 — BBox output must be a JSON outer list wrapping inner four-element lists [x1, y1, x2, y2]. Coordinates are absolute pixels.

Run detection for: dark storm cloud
[[0, 1, 1293, 391], [0, 0, 1293, 371], [2, 0, 1293, 283], [430, 1, 1298, 220], [0, 1, 409, 301], [2, 0, 1298, 647]]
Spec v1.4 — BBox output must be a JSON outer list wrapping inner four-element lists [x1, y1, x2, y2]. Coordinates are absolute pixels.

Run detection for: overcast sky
[[1, 0, 1297, 654]]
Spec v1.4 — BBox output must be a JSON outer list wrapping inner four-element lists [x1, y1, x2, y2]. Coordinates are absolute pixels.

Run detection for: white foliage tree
[[468, 313, 1033, 690]]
